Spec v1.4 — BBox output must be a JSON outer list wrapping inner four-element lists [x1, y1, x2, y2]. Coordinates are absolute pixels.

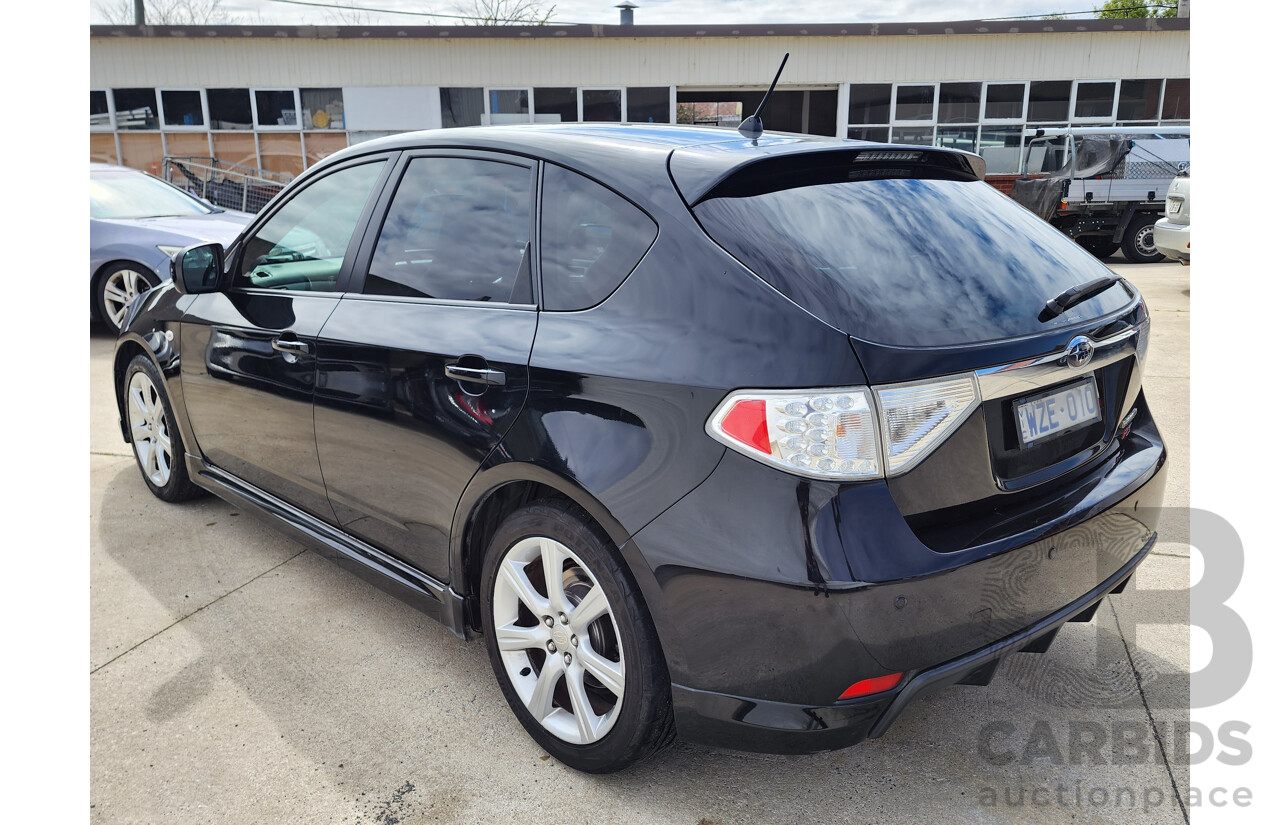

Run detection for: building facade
[[89, 19, 1190, 182]]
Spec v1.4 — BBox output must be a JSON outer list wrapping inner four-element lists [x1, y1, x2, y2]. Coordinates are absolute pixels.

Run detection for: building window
[[91, 90, 111, 130], [936, 126, 978, 154], [983, 83, 1026, 121], [255, 89, 300, 128], [848, 126, 889, 142], [160, 90, 205, 128], [440, 87, 483, 128], [1027, 80, 1071, 122], [627, 87, 670, 123], [1117, 79, 1162, 121], [894, 84, 935, 122], [112, 88, 158, 130], [977, 126, 1025, 174], [488, 88, 531, 124], [534, 87, 577, 123], [300, 88, 345, 130], [1073, 81, 1117, 121], [848, 83, 892, 126], [891, 126, 935, 145], [207, 88, 253, 130], [582, 89, 622, 122], [1162, 78, 1189, 120], [938, 83, 981, 124]]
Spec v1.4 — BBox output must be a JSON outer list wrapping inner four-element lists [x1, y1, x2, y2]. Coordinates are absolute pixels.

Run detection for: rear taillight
[[705, 388, 882, 481], [706, 374, 982, 482]]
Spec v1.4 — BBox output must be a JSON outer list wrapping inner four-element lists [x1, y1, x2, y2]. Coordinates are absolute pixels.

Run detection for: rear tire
[[1121, 215, 1163, 263], [480, 500, 675, 773], [1076, 236, 1120, 259]]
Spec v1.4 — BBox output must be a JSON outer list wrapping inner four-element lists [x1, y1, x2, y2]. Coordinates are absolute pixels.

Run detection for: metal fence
[[162, 156, 293, 214]]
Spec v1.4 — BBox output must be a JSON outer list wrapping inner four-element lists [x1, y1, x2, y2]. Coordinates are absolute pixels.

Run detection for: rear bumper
[[632, 406, 1167, 753], [671, 529, 1153, 753], [1154, 218, 1190, 261]]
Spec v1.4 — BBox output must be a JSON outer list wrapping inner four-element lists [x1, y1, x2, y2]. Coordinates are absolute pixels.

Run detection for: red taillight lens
[[837, 672, 903, 700], [718, 399, 770, 454]]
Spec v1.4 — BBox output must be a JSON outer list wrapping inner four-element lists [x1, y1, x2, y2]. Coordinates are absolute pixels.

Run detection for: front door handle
[[445, 364, 506, 387], [271, 337, 311, 356]]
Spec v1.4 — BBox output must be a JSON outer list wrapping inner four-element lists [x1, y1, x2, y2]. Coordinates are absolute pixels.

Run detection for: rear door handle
[[271, 337, 311, 356], [445, 364, 506, 387]]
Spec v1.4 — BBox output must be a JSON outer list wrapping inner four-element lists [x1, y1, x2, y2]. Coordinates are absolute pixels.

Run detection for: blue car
[[90, 163, 252, 330]]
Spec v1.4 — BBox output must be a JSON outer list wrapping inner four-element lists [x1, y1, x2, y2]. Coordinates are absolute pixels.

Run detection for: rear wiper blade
[[1039, 275, 1122, 322]]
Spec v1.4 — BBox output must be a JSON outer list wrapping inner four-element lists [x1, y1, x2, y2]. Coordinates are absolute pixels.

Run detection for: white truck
[[1010, 126, 1190, 263]]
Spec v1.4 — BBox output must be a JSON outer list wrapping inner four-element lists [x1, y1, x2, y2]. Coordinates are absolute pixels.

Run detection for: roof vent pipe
[[615, 2, 637, 25]]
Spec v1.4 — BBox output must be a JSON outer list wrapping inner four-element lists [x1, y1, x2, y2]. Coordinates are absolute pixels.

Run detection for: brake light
[[838, 672, 903, 700], [707, 375, 983, 482], [706, 388, 882, 481]]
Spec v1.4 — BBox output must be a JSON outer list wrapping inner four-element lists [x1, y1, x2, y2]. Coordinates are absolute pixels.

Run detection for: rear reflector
[[837, 672, 903, 700]]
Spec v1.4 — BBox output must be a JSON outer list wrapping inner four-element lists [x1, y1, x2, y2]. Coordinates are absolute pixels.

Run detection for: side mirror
[[171, 243, 226, 295]]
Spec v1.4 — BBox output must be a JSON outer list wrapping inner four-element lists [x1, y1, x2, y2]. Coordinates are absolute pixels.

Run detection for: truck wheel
[[1121, 215, 1163, 264], [1077, 236, 1120, 259]]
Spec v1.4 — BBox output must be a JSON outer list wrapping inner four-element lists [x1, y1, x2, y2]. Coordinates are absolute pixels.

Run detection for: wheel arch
[[451, 463, 662, 636], [93, 258, 160, 321]]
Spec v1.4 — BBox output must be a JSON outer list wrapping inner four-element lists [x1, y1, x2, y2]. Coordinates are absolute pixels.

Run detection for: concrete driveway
[[90, 262, 1191, 824]]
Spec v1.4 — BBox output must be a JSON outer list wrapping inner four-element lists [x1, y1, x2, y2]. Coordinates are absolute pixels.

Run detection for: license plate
[[1168, 199, 1183, 214], [1016, 379, 1100, 446]]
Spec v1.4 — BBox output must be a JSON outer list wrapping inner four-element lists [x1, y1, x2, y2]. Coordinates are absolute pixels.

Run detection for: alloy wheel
[[128, 370, 173, 488], [103, 267, 152, 329], [491, 536, 626, 745]]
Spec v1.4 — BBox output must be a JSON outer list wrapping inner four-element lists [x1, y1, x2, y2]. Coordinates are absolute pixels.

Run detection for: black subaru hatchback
[[113, 124, 1165, 773]]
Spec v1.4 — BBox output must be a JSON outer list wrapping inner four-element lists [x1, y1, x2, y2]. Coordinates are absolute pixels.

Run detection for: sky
[[88, 0, 1138, 27]]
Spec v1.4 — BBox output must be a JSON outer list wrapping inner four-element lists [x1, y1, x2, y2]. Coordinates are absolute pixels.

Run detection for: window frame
[[979, 82, 1029, 125], [110, 87, 161, 132], [230, 152, 399, 298], [1070, 79, 1120, 124], [157, 88, 210, 132], [251, 87, 303, 132], [344, 147, 540, 310], [891, 82, 938, 125]]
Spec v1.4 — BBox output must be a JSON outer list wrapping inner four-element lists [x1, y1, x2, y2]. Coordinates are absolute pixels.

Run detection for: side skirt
[[186, 454, 473, 639]]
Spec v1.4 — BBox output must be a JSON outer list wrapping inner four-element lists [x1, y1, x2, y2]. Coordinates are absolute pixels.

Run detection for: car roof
[[320, 123, 981, 206]]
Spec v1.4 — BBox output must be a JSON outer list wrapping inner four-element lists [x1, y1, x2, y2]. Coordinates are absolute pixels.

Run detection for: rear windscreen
[[693, 158, 1132, 347]]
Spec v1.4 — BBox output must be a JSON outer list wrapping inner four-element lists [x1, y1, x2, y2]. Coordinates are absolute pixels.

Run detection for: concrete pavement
[[90, 261, 1191, 824]]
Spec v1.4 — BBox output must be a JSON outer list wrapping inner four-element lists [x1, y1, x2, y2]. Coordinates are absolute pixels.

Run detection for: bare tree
[[451, 0, 557, 25], [97, 0, 239, 25]]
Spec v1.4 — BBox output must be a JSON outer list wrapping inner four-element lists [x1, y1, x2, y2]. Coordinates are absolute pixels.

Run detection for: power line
[[261, 0, 577, 25], [984, 3, 1178, 20]]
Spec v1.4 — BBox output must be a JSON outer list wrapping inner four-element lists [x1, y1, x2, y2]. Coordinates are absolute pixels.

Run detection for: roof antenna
[[738, 53, 790, 144]]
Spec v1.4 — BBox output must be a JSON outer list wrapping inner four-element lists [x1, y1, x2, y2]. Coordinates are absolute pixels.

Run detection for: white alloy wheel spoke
[[527, 656, 564, 721], [105, 283, 130, 304], [540, 538, 570, 614], [570, 584, 609, 630], [576, 643, 625, 698], [565, 666, 600, 742], [495, 621, 548, 652], [500, 560, 549, 615]]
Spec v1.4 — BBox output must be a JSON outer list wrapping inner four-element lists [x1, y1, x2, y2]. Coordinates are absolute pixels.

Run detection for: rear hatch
[[676, 145, 1150, 549]]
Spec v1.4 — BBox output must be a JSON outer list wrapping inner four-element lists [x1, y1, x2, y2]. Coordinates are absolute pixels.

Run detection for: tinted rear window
[[693, 158, 1132, 347]]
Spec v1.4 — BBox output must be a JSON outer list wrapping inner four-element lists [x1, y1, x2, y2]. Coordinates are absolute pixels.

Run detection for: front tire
[[1121, 215, 1163, 263], [481, 500, 675, 772], [124, 355, 203, 502], [98, 262, 158, 332]]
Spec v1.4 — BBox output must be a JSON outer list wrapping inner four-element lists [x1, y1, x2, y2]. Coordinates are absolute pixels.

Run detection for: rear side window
[[692, 153, 1132, 347], [539, 165, 657, 311], [366, 157, 534, 304]]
